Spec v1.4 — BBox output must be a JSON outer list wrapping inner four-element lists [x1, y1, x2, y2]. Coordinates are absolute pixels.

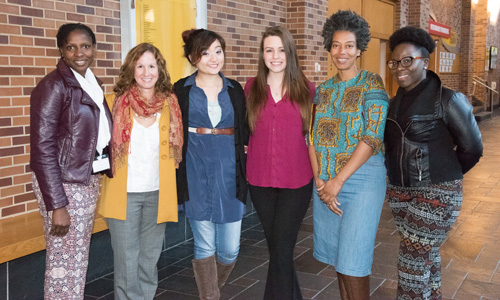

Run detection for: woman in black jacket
[[174, 29, 248, 300], [384, 26, 482, 300]]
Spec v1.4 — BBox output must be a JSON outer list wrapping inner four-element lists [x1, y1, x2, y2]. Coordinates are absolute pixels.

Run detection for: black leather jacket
[[384, 71, 482, 187], [30, 59, 113, 211]]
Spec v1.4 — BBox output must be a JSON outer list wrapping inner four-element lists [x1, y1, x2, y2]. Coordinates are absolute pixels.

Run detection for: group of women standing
[[30, 9, 482, 300], [30, 23, 247, 300]]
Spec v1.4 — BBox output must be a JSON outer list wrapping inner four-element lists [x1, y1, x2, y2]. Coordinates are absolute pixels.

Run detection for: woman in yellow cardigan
[[99, 43, 183, 300]]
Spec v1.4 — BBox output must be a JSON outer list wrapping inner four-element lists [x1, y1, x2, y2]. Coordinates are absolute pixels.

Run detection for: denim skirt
[[313, 154, 386, 277]]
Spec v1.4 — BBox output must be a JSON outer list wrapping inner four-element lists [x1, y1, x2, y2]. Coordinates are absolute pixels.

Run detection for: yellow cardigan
[[98, 94, 178, 223]]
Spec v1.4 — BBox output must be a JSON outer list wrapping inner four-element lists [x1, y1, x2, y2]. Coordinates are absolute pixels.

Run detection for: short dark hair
[[389, 26, 435, 58], [322, 10, 371, 53], [181, 29, 226, 66], [56, 23, 96, 49]]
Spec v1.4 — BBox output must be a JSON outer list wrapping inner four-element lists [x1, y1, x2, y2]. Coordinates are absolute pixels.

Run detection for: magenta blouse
[[244, 77, 315, 189]]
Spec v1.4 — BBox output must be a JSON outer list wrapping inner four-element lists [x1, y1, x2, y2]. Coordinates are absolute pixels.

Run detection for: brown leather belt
[[188, 127, 234, 135]]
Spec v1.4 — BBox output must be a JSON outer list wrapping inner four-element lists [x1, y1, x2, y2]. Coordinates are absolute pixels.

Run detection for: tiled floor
[[84, 116, 500, 300]]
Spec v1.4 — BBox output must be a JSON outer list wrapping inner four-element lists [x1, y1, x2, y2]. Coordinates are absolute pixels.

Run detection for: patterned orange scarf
[[111, 85, 183, 174]]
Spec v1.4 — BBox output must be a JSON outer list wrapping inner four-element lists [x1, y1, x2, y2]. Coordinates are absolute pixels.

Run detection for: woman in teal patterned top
[[308, 10, 389, 300]]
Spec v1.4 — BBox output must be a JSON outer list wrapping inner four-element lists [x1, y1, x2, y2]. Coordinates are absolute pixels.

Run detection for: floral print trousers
[[33, 174, 100, 300]]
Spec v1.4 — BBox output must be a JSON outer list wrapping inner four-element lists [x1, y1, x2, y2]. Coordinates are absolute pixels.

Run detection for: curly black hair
[[321, 10, 371, 52], [389, 26, 435, 57]]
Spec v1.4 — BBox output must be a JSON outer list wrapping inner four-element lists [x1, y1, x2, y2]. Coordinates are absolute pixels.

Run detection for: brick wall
[[430, 0, 462, 37], [0, 0, 122, 220], [286, 0, 328, 85], [430, 0, 461, 90], [1, 0, 329, 220], [473, 0, 487, 80], [471, 0, 500, 109], [393, 0, 500, 103], [459, 0, 475, 98], [206, 0, 287, 83], [426, 0, 499, 101], [394, 0, 410, 30], [485, 12, 500, 108], [206, 0, 328, 86], [439, 73, 460, 90], [407, 0, 430, 28]]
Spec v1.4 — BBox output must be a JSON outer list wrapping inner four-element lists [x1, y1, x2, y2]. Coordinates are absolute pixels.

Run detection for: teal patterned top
[[309, 70, 389, 180]]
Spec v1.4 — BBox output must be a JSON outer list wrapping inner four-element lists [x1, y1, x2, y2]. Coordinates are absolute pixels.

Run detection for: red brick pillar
[[407, 0, 430, 29], [286, 0, 328, 85], [460, 0, 476, 99], [395, 0, 410, 30], [473, 0, 488, 105]]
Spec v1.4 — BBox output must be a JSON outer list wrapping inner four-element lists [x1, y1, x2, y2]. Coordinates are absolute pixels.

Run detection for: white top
[[207, 100, 222, 127], [127, 113, 161, 192], [71, 68, 110, 155]]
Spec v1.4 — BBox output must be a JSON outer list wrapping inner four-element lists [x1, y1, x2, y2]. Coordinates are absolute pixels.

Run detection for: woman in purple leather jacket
[[30, 23, 112, 300]]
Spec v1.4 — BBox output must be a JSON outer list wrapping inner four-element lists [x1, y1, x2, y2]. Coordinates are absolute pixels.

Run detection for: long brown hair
[[114, 43, 172, 97], [246, 26, 311, 135]]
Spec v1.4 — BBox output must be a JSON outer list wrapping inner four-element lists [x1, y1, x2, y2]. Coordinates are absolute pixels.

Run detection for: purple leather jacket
[[30, 59, 113, 211]]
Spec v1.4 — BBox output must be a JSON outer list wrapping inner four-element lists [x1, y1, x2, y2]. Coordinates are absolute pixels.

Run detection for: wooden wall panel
[[364, 0, 394, 39], [362, 37, 381, 75], [329, 0, 362, 13]]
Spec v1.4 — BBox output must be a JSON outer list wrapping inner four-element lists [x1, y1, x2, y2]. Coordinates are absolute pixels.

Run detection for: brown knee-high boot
[[192, 255, 220, 300], [216, 260, 236, 289], [337, 272, 370, 300]]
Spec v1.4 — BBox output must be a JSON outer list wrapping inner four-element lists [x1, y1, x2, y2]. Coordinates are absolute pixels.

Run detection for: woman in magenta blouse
[[244, 26, 315, 300]]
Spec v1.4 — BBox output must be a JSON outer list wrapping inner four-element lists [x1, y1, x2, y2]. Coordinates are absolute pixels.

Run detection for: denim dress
[[182, 73, 245, 223]]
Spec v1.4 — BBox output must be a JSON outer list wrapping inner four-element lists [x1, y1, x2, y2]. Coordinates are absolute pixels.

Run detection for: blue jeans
[[188, 219, 242, 264]]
